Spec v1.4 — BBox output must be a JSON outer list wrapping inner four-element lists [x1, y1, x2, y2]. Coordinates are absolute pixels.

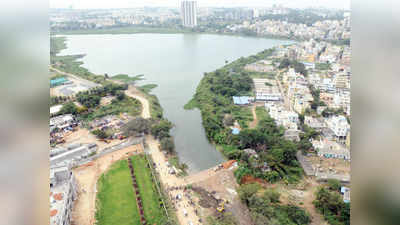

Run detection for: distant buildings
[[181, 1, 197, 27]]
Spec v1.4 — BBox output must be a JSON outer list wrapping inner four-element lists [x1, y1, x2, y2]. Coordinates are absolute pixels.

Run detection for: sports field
[[95, 155, 167, 225]]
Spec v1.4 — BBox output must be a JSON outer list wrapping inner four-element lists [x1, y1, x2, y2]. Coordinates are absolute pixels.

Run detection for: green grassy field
[[82, 96, 142, 121], [131, 155, 167, 225], [95, 160, 141, 225]]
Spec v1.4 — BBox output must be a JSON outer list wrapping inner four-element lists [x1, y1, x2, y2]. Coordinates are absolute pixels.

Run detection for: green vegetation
[[50, 36, 66, 56], [131, 155, 169, 225], [82, 96, 142, 121], [111, 74, 145, 84], [321, 107, 346, 117], [138, 84, 158, 94], [122, 118, 151, 137], [91, 129, 112, 139], [95, 160, 141, 225], [58, 102, 78, 115], [279, 58, 308, 76], [150, 119, 177, 154], [206, 213, 237, 225], [188, 48, 307, 184], [51, 95, 73, 106], [313, 186, 350, 225], [315, 63, 331, 71], [309, 85, 327, 111], [168, 156, 188, 176], [264, 82, 273, 86], [248, 71, 276, 79], [237, 183, 311, 225], [50, 36, 112, 85]]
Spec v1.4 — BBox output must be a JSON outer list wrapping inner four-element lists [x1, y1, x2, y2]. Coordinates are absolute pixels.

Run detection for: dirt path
[[71, 144, 143, 225], [146, 135, 202, 225], [303, 179, 327, 225], [125, 86, 151, 119], [249, 104, 258, 129]]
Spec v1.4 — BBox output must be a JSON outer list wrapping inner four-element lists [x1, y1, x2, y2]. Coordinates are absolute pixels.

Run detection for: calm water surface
[[60, 33, 292, 172]]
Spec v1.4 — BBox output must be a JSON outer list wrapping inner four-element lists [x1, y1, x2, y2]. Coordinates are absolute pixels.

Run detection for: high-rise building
[[181, 1, 197, 27]]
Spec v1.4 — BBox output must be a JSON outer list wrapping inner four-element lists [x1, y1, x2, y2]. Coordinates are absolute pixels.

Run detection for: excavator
[[216, 199, 226, 213]]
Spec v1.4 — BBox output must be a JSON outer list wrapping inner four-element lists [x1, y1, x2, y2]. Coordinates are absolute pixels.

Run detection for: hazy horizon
[[50, 0, 350, 10]]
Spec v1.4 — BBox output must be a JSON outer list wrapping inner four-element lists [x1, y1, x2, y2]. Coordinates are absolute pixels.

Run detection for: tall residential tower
[[181, 1, 197, 27]]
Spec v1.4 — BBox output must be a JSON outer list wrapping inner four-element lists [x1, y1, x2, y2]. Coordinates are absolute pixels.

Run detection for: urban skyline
[[50, 0, 350, 10], [181, 1, 197, 27]]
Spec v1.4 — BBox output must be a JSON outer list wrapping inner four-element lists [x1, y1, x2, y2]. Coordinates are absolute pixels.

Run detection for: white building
[[181, 1, 197, 27], [50, 143, 97, 166], [326, 115, 350, 138]]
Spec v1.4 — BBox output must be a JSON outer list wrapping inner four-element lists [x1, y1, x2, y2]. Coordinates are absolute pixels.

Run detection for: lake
[[60, 33, 292, 172]]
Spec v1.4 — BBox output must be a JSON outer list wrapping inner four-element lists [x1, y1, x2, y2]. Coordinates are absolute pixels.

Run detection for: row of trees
[[75, 83, 127, 108]]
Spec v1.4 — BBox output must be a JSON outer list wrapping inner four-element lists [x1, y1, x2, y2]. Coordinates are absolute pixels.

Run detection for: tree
[[160, 137, 175, 153], [92, 129, 108, 139], [151, 119, 173, 140], [122, 118, 151, 136], [116, 90, 126, 101], [237, 183, 262, 204], [59, 102, 78, 115], [327, 179, 341, 192]]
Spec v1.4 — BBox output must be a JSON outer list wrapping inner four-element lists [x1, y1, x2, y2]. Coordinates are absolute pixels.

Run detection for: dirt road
[[71, 144, 143, 225], [249, 105, 258, 129], [125, 86, 150, 119]]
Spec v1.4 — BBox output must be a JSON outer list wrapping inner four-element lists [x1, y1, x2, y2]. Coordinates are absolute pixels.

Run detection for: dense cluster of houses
[[232, 41, 351, 199]]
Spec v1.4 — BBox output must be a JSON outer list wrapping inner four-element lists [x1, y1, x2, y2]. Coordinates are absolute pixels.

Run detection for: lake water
[[60, 33, 292, 172]]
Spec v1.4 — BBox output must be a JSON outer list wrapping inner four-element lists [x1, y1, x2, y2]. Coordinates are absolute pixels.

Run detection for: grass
[[82, 96, 142, 121], [138, 84, 158, 94], [255, 106, 270, 124], [231, 105, 253, 128], [95, 160, 141, 225], [248, 71, 276, 79], [131, 155, 168, 225], [111, 74, 145, 84]]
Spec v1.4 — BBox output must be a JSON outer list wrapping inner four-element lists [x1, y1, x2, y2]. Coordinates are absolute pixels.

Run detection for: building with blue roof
[[51, 77, 68, 87], [231, 128, 240, 135], [233, 96, 251, 105]]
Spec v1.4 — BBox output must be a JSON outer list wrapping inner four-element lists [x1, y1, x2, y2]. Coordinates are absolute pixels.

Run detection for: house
[[313, 138, 350, 160], [326, 115, 350, 138], [50, 114, 75, 130], [284, 129, 300, 142], [304, 116, 325, 131]]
